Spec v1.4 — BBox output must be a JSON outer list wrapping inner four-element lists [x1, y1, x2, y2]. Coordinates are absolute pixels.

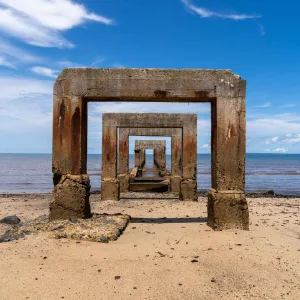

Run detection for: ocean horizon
[[1, 153, 300, 195]]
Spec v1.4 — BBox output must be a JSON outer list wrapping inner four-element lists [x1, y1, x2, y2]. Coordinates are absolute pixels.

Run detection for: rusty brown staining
[[195, 90, 209, 98], [183, 136, 197, 158], [154, 90, 167, 98], [103, 129, 115, 162], [119, 139, 128, 155], [71, 107, 80, 174]]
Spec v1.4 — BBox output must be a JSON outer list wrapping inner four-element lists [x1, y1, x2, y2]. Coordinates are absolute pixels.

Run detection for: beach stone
[[0, 215, 21, 225], [0, 231, 24, 243], [69, 218, 80, 223], [99, 236, 109, 243]]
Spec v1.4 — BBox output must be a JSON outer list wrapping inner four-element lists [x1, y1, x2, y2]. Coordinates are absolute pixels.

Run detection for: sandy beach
[[0, 193, 299, 300]]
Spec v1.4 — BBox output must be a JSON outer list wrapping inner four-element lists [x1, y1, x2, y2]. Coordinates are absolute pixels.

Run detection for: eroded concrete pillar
[[170, 128, 182, 193], [154, 145, 166, 170], [102, 115, 120, 200], [181, 115, 198, 201], [208, 87, 249, 230], [134, 148, 145, 168], [118, 128, 130, 193], [51, 95, 91, 220]]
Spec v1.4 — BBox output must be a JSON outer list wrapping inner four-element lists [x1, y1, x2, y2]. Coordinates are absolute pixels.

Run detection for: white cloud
[[0, 38, 41, 67], [200, 144, 209, 149], [279, 104, 296, 108], [265, 136, 278, 144], [257, 23, 266, 36], [0, 76, 53, 135], [247, 114, 300, 138], [92, 57, 106, 66], [57, 60, 87, 68], [283, 133, 300, 143], [0, 55, 15, 68], [181, 0, 261, 21], [0, 76, 53, 103], [274, 148, 288, 153], [253, 102, 271, 108], [31, 66, 58, 78], [0, 0, 113, 48]]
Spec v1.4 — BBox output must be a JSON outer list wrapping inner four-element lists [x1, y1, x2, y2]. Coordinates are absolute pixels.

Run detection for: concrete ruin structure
[[118, 127, 182, 193], [102, 113, 197, 202], [52, 68, 249, 230], [134, 140, 166, 170]]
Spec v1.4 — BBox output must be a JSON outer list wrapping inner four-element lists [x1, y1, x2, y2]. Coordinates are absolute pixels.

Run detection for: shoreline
[[1, 190, 300, 198]]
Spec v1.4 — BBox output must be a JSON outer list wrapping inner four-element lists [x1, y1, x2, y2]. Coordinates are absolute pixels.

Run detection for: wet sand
[[0, 193, 300, 300]]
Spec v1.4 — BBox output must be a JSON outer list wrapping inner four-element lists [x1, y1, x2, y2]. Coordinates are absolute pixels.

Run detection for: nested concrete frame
[[118, 127, 182, 193], [102, 113, 197, 203], [134, 140, 166, 170], [52, 68, 248, 230]]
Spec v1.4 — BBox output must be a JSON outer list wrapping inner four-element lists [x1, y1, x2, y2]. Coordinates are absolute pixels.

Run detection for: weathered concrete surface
[[101, 178, 119, 201], [134, 140, 166, 170], [207, 189, 249, 230], [170, 176, 181, 193], [118, 127, 182, 193], [1, 214, 130, 243], [53, 68, 247, 230], [50, 175, 91, 221], [129, 167, 139, 183], [180, 179, 198, 201], [102, 113, 197, 201]]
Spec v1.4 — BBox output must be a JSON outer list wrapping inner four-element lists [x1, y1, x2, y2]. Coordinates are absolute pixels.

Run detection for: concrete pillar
[[102, 115, 120, 200], [134, 148, 145, 168], [208, 90, 249, 230], [51, 95, 91, 220], [170, 128, 182, 193], [154, 145, 166, 170], [118, 128, 130, 193], [181, 115, 198, 201]]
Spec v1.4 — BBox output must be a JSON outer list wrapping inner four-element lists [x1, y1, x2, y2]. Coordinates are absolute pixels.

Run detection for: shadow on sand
[[131, 217, 207, 224]]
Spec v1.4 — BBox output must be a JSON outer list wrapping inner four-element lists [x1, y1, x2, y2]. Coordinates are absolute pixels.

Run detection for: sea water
[[0, 153, 299, 195]]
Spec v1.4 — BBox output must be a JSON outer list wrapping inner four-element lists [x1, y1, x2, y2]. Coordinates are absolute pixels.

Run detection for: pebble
[[99, 236, 109, 243], [0, 215, 21, 225]]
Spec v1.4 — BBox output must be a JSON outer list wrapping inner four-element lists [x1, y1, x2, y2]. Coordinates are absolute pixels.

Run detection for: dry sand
[[0, 193, 300, 300]]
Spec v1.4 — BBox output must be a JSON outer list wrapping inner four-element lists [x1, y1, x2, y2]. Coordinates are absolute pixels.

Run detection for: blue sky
[[0, 0, 299, 154]]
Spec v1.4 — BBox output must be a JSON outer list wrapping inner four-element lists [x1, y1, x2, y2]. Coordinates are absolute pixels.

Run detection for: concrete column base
[[170, 176, 181, 193], [207, 189, 249, 231], [50, 174, 91, 221], [180, 179, 197, 201], [118, 174, 129, 193], [101, 178, 120, 200]]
